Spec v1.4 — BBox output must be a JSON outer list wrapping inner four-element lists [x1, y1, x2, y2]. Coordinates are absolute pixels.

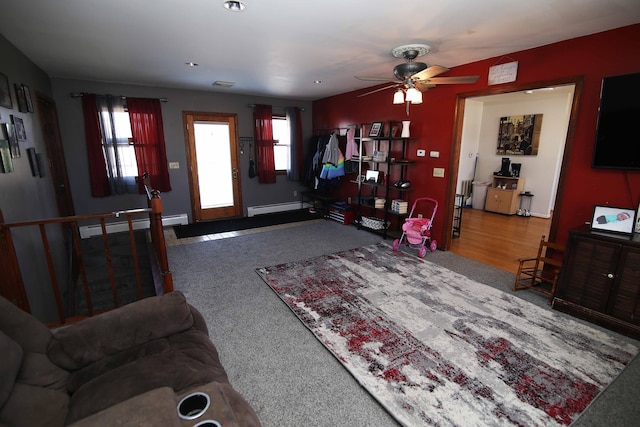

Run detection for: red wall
[[313, 24, 640, 246]]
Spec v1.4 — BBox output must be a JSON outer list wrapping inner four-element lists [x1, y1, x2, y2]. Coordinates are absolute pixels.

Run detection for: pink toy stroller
[[392, 198, 438, 258]]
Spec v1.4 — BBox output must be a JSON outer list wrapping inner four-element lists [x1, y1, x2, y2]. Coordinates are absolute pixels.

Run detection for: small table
[[517, 192, 534, 216]]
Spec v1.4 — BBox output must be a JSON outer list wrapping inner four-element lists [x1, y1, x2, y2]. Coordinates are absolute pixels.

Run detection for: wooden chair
[[513, 235, 565, 304]]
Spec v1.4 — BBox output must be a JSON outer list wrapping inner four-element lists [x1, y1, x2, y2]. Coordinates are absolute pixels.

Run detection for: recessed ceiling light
[[224, 1, 245, 12], [185, 62, 199, 67], [212, 81, 235, 87]]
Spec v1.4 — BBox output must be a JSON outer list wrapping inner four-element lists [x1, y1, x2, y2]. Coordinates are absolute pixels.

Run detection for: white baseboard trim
[[247, 202, 305, 217], [79, 213, 188, 239]]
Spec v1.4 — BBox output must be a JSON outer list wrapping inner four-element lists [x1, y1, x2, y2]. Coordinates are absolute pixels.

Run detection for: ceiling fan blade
[[357, 84, 399, 97], [420, 75, 480, 85], [411, 65, 449, 81], [355, 75, 396, 82], [415, 82, 436, 92]]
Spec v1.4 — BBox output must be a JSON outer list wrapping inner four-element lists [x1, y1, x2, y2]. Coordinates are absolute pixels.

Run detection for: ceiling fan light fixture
[[405, 87, 421, 103], [224, 1, 245, 12], [393, 89, 405, 104], [412, 90, 423, 104]]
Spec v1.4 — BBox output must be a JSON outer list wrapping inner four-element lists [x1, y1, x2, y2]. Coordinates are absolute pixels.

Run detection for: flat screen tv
[[592, 72, 640, 170]]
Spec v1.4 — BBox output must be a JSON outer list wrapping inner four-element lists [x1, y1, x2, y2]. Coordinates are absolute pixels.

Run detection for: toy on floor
[[392, 198, 438, 258]]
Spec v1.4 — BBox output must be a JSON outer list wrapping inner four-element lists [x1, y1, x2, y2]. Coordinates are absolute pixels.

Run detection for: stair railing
[[0, 179, 173, 326]]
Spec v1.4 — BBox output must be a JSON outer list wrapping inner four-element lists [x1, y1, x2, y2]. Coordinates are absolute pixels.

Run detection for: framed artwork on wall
[[496, 114, 543, 156], [590, 205, 637, 235], [0, 139, 14, 172], [3, 122, 20, 158], [11, 115, 26, 140], [27, 147, 38, 176], [0, 73, 12, 109], [369, 121, 383, 137], [14, 84, 28, 112], [22, 84, 34, 113]]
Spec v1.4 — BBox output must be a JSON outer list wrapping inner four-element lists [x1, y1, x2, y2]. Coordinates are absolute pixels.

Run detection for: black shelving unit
[[452, 194, 464, 238], [353, 121, 415, 239]]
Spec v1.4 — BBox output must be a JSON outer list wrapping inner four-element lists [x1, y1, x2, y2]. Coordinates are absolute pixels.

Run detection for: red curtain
[[81, 93, 111, 197], [127, 98, 172, 193], [254, 104, 276, 183]]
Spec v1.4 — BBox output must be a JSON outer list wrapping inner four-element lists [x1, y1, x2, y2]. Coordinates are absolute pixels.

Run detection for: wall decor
[[36, 152, 46, 177], [590, 205, 637, 235], [369, 121, 383, 137], [22, 84, 34, 112], [11, 115, 26, 140], [26, 147, 38, 176], [0, 72, 12, 109], [496, 114, 543, 156], [0, 139, 14, 172], [14, 84, 28, 112], [4, 122, 20, 158]]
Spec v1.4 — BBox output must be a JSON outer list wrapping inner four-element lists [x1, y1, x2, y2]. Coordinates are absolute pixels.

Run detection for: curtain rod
[[247, 104, 305, 112], [70, 93, 168, 102]]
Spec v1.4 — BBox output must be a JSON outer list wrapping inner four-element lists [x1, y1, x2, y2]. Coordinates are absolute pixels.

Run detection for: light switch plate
[[433, 167, 445, 177], [430, 151, 440, 158], [417, 149, 426, 157], [169, 162, 180, 169]]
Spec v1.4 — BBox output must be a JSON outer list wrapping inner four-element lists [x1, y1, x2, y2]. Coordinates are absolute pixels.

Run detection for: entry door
[[183, 112, 242, 222]]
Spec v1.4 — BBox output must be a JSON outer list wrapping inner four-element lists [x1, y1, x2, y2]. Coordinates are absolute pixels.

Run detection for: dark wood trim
[[443, 76, 584, 251]]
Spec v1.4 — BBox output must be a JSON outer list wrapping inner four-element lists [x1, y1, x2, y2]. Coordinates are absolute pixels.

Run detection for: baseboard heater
[[247, 201, 308, 217], [79, 213, 188, 239]]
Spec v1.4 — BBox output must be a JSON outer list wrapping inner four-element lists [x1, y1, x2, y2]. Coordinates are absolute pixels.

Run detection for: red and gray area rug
[[256, 243, 639, 426]]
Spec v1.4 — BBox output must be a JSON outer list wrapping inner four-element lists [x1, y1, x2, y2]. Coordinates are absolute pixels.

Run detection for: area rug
[[256, 243, 639, 426]]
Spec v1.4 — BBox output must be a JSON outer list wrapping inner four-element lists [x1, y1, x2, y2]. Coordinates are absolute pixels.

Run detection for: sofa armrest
[[67, 387, 182, 427], [48, 292, 194, 371]]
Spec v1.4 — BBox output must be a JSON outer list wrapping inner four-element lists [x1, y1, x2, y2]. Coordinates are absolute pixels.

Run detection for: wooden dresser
[[553, 226, 640, 339]]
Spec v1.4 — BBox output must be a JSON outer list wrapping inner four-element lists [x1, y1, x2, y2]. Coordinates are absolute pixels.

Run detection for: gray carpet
[[166, 221, 640, 427]]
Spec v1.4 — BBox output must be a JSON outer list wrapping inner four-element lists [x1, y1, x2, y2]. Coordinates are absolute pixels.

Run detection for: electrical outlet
[[293, 190, 298, 197], [433, 167, 445, 178], [169, 162, 180, 169]]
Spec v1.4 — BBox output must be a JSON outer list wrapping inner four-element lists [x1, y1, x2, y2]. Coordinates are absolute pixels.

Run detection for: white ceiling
[[1, 0, 639, 101]]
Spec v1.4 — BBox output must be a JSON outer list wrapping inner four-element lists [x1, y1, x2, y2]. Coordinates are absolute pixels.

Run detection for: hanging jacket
[[320, 150, 345, 180], [321, 133, 340, 166]]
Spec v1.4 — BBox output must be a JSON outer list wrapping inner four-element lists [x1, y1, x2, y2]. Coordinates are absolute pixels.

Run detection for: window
[[272, 115, 290, 172], [82, 94, 172, 197], [99, 110, 138, 179]]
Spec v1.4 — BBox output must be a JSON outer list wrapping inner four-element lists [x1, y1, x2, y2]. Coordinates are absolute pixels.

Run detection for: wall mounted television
[[592, 72, 640, 170]]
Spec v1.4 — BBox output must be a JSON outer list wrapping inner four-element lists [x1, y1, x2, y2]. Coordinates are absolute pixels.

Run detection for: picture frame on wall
[[36, 152, 46, 177], [14, 84, 28, 112], [11, 115, 26, 140], [0, 72, 12, 109], [27, 147, 38, 176], [0, 139, 14, 173], [4, 122, 20, 158], [590, 205, 637, 235], [22, 84, 34, 113], [369, 121, 383, 137]]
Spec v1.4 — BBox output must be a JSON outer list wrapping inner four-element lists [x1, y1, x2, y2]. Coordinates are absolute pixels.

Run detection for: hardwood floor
[[449, 208, 551, 274]]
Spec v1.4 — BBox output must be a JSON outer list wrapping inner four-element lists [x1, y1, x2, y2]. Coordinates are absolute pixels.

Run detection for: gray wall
[[2, 31, 315, 321], [0, 34, 66, 321], [51, 79, 315, 221]]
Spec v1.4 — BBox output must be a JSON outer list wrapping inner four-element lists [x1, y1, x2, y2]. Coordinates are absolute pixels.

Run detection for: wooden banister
[[0, 175, 172, 323]]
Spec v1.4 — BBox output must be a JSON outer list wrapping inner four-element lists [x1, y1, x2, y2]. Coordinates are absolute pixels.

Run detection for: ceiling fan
[[355, 44, 479, 106]]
